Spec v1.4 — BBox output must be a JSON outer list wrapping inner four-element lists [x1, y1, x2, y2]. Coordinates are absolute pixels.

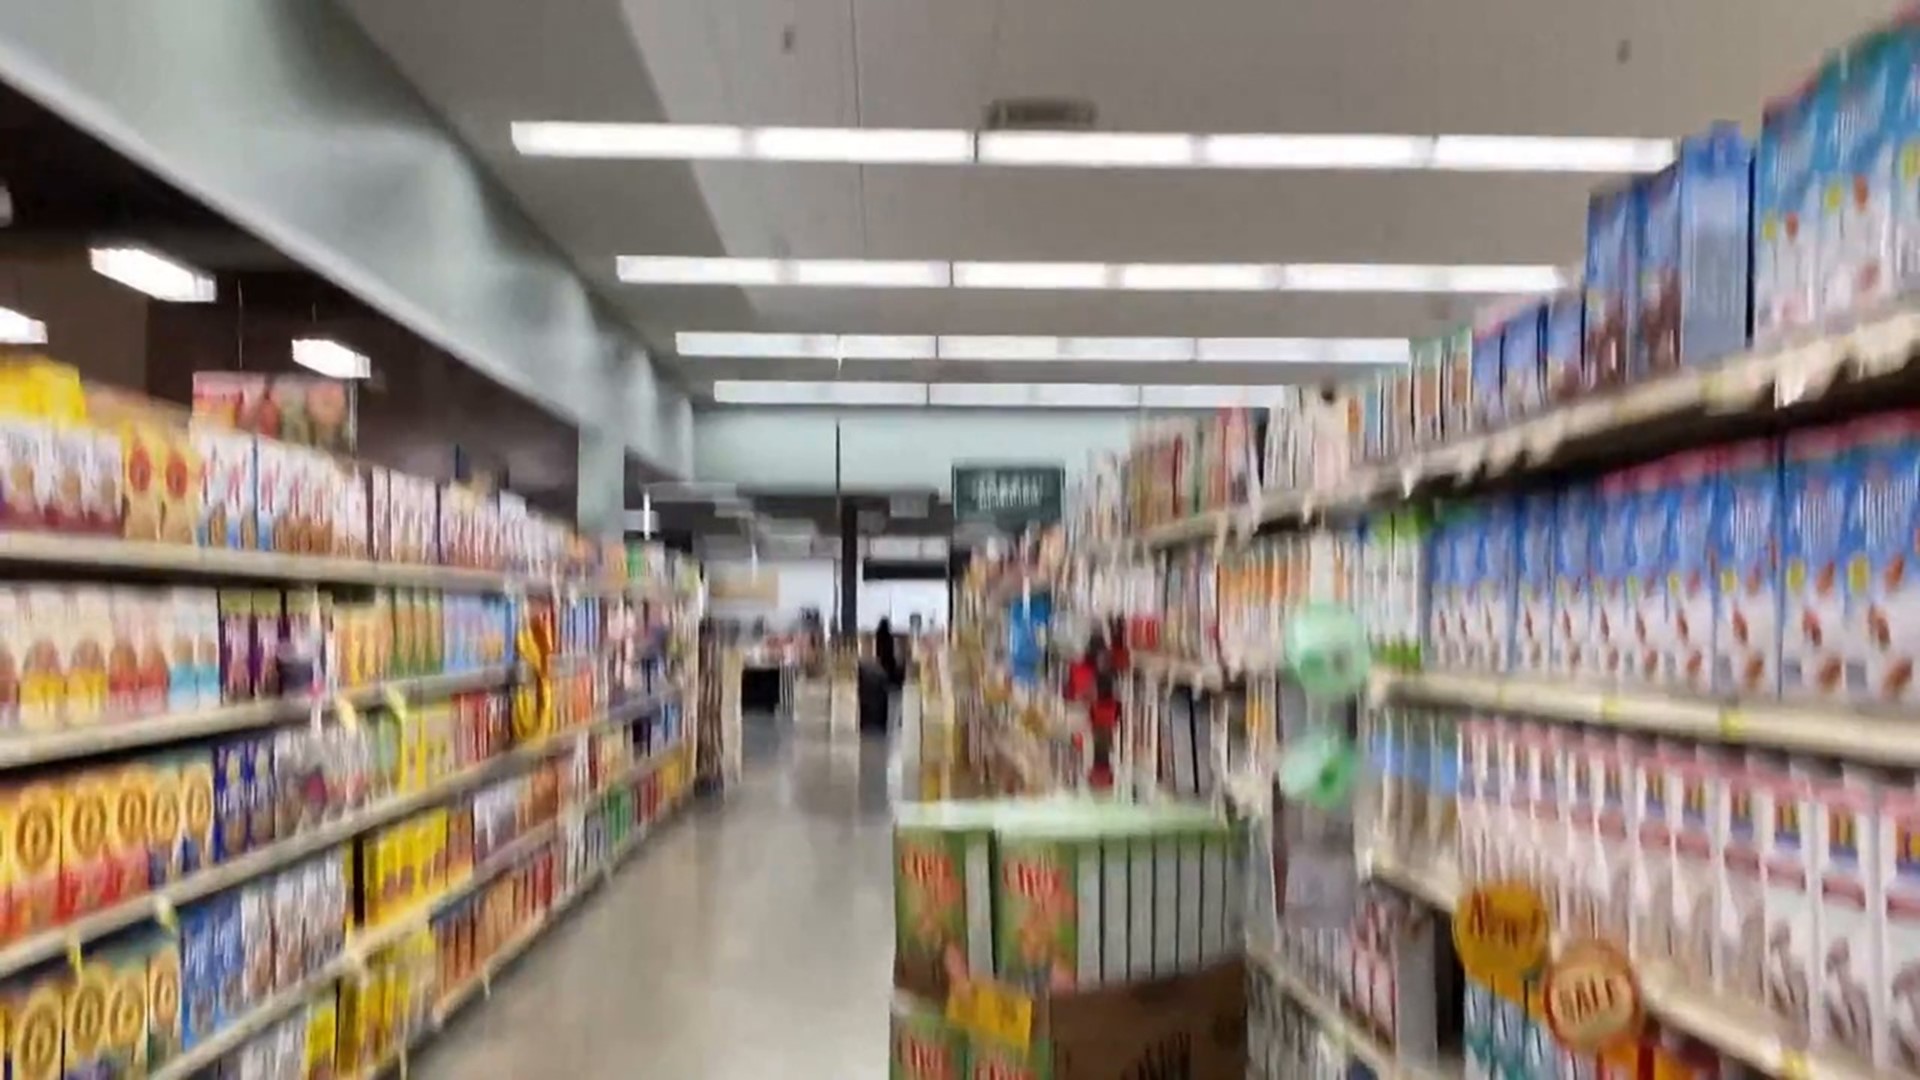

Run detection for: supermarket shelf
[[152, 941, 362, 1080], [1255, 947, 1460, 1080], [0, 666, 517, 770], [1364, 851, 1887, 1080], [0, 529, 631, 595], [0, 701, 651, 980], [1118, 306, 1920, 551], [1379, 670, 1920, 767]]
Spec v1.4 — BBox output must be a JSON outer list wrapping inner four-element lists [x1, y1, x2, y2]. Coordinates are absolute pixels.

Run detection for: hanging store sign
[[952, 464, 1064, 534], [1452, 881, 1551, 981], [1543, 941, 1642, 1053]]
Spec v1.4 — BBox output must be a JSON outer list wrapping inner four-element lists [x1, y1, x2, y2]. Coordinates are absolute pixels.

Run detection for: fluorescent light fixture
[[1115, 263, 1276, 291], [1199, 133, 1433, 170], [290, 338, 371, 380], [1430, 135, 1675, 172], [786, 259, 949, 288], [1056, 337, 1195, 363], [675, 332, 936, 359], [618, 256, 781, 286], [1195, 337, 1411, 364], [749, 126, 972, 163], [929, 383, 1142, 408], [0, 306, 46, 344], [976, 131, 1197, 168], [951, 262, 1111, 290], [712, 380, 926, 405], [524, 121, 1674, 174], [626, 257, 1563, 293], [937, 335, 1198, 363], [89, 247, 216, 302], [1281, 263, 1567, 294], [1140, 384, 1302, 408]]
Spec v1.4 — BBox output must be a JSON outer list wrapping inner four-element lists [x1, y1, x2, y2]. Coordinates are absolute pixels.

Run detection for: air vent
[[983, 97, 1097, 131]]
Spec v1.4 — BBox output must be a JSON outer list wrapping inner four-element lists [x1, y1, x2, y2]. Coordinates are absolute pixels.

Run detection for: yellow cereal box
[[0, 788, 16, 940], [177, 752, 215, 874], [9, 969, 63, 1080], [146, 935, 182, 1066], [98, 946, 149, 1073], [304, 992, 338, 1079], [64, 962, 111, 1079], [108, 765, 152, 904], [144, 758, 183, 885], [11, 782, 59, 937], [57, 774, 112, 920]]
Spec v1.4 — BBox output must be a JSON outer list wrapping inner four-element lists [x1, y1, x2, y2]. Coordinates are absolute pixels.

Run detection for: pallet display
[[0, 364, 703, 1080]]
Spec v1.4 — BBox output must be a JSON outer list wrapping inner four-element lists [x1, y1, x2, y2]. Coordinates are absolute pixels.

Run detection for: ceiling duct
[[982, 97, 1096, 131]]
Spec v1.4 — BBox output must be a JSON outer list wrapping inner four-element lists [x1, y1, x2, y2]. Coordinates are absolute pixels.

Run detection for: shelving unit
[[1256, 948, 1462, 1080]]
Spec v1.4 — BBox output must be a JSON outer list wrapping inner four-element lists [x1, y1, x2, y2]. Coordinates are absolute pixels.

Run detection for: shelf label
[[1778, 1049, 1810, 1080], [945, 978, 1033, 1051], [1717, 707, 1747, 739], [1453, 882, 1550, 981], [1543, 940, 1642, 1053]]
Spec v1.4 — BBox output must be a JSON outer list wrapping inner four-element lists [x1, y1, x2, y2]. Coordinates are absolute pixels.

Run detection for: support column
[[839, 499, 859, 638]]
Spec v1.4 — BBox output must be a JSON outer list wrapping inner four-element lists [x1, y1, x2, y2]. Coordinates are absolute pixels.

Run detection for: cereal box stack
[[890, 800, 1248, 1078]]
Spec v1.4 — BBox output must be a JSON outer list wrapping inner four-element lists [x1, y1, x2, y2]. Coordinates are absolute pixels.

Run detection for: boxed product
[[1763, 759, 1819, 1040], [1500, 305, 1545, 420], [1755, 76, 1829, 344], [147, 931, 183, 1067], [1543, 290, 1587, 404], [1474, 500, 1518, 675], [1585, 183, 1643, 388], [1410, 337, 1445, 447], [1551, 485, 1596, 679], [1813, 767, 1883, 1062], [58, 772, 114, 919], [889, 999, 967, 1079], [1470, 328, 1504, 433], [109, 763, 153, 902], [1716, 441, 1783, 698], [145, 756, 184, 885], [1671, 748, 1721, 984], [7, 964, 65, 1080], [1880, 785, 1920, 1074], [1594, 473, 1636, 681], [1630, 741, 1676, 961], [1669, 452, 1720, 692], [1718, 753, 1768, 1005], [119, 416, 200, 546], [1852, 412, 1920, 706], [1639, 124, 1755, 374], [1441, 328, 1475, 442], [193, 426, 256, 551], [1822, 35, 1902, 325], [178, 750, 216, 874], [1627, 465, 1673, 685], [1782, 426, 1858, 702]]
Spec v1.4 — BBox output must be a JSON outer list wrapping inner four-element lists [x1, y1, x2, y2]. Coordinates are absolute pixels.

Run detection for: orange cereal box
[[145, 757, 184, 885], [109, 765, 153, 903], [11, 783, 59, 936], [57, 774, 113, 920]]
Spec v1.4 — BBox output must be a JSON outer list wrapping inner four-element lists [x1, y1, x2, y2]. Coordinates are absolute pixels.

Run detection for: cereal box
[[18, 586, 64, 731], [1627, 465, 1672, 685], [1880, 785, 1920, 1073], [10, 782, 57, 937], [179, 899, 224, 1050], [1814, 767, 1883, 1061], [1852, 411, 1920, 706], [146, 933, 182, 1067], [1593, 735, 1635, 949], [63, 587, 109, 726], [1669, 452, 1720, 692], [1515, 493, 1554, 675], [1630, 740, 1676, 961], [1783, 426, 1858, 702], [213, 742, 248, 864], [1501, 305, 1545, 420], [1594, 474, 1636, 682], [892, 804, 995, 990], [108, 764, 152, 904], [1719, 753, 1769, 1005], [194, 427, 255, 551], [1476, 500, 1519, 674], [9, 965, 64, 1080], [95, 942, 151, 1075], [1471, 328, 1504, 432], [1441, 327, 1475, 441], [1824, 36, 1901, 325], [1717, 441, 1783, 698], [1543, 291, 1586, 405], [217, 591, 254, 704], [178, 751, 215, 874], [1551, 485, 1596, 679], [58, 773, 113, 920], [1586, 183, 1642, 388], [1672, 748, 1720, 984], [0, 587, 18, 732], [1764, 759, 1820, 1040], [145, 756, 183, 886], [1756, 76, 1830, 344], [890, 1002, 966, 1080]]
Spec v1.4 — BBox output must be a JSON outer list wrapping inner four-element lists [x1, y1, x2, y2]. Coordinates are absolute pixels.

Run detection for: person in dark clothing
[[875, 618, 905, 687]]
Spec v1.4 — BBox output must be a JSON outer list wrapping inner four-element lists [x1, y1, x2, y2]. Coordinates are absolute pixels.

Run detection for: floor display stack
[[0, 360, 701, 1079], [1056, 15, 1920, 1080]]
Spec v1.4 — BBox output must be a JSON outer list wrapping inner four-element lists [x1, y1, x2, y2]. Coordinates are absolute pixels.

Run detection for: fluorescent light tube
[[1199, 133, 1433, 170], [0, 306, 46, 344], [1059, 337, 1195, 362], [1280, 263, 1566, 294], [1195, 337, 1411, 364], [1115, 263, 1276, 291], [712, 380, 926, 405], [675, 332, 936, 359], [290, 338, 371, 379], [749, 126, 973, 164], [936, 336, 1063, 362], [951, 262, 1111, 290], [1430, 135, 1675, 172], [975, 131, 1197, 167], [1141, 385, 1300, 408], [618, 256, 782, 285], [512, 121, 747, 159], [838, 335, 937, 359], [785, 260, 950, 288], [89, 247, 217, 302], [929, 383, 1141, 408]]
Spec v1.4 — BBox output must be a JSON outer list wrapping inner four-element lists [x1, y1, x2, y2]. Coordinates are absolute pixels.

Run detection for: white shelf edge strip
[[1381, 671, 1920, 766], [1257, 948, 1459, 1080], [0, 694, 670, 979], [1364, 854, 1885, 1080], [0, 666, 518, 770]]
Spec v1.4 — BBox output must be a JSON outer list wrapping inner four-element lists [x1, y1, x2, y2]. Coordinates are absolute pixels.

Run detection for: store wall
[[693, 410, 1137, 492], [704, 557, 838, 631], [0, 0, 692, 478], [0, 250, 148, 389]]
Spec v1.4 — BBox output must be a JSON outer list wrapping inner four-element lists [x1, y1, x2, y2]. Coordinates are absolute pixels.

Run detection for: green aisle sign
[[952, 464, 1064, 533]]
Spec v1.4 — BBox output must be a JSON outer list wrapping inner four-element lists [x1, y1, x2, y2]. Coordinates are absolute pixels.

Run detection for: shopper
[[875, 617, 905, 688]]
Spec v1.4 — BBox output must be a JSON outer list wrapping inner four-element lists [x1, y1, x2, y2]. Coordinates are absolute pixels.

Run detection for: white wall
[[704, 557, 838, 631], [859, 580, 948, 631], [693, 409, 1137, 492]]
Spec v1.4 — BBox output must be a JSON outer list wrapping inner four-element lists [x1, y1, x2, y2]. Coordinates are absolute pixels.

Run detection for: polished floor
[[416, 720, 897, 1079]]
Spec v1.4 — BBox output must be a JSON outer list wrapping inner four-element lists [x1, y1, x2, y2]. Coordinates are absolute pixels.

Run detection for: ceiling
[[338, 0, 1898, 399]]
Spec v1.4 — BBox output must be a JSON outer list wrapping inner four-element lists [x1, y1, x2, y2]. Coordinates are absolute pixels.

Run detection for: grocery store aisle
[[416, 726, 896, 1080]]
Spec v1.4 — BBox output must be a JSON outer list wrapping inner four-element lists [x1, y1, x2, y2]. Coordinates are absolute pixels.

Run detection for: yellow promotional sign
[[1543, 940, 1642, 1053], [945, 978, 1033, 1051], [1452, 881, 1550, 981]]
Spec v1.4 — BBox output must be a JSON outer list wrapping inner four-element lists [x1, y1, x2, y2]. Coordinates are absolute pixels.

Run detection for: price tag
[[945, 979, 1033, 1051], [1717, 707, 1747, 739], [153, 895, 178, 935], [65, 933, 83, 975], [1598, 697, 1623, 723], [1778, 1049, 1810, 1080], [336, 699, 360, 733]]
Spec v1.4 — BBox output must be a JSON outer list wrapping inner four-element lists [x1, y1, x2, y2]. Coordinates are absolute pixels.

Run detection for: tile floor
[[415, 722, 897, 1079]]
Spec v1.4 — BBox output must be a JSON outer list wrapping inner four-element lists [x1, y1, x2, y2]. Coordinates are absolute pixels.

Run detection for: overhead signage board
[[952, 464, 1064, 535]]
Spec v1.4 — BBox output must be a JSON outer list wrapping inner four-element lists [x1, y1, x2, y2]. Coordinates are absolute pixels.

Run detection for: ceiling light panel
[[950, 262, 1112, 290], [692, 333, 1410, 364], [929, 383, 1142, 408], [785, 259, 949, 288], [0, 306, 46, 345], [1194, 337, 1412, 364], [1115, 263, 1277, 291], [1141, 385, 1300, 408], [712, 380, 926, 405], [89, 247, 217, 302], [626, 258, 1563, 294], [617, 256, 781, 285], [523, 121, 1674, 174], [290, 338, 371, 380], [1279, 263, 1568, 294], [676, 332, 937, 360]]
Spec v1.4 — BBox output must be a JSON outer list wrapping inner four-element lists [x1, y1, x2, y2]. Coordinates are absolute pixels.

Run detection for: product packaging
[[1551, 485, 1596, 679], [1501, 305, 1545, 420], [1852, 411, 1920, 706], [1782, 426, 1859, 702], [1823, 36, 1902, 326], [1543, 290, 1587, 404], [1595, 473, 1636, 682], [1763, 759, 1819, 1040], [1669, 452, 1721, 692], [1716, 441, 1783, 698], [1755, 77, 1830, 344], [1639, 124, 1756, 374], [1586, 183, 1643, 388], [1813, 766, 1883, 1062]]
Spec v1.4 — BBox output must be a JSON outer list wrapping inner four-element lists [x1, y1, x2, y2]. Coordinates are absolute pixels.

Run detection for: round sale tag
[[1543, 940, 1642, 1054], [1452, 882, 1551, 981]]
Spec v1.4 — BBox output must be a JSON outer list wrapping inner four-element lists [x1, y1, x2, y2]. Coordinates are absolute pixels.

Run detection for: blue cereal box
[[1544, 291, 1586, 404], [1782, 426, 1857, 702], [1756, 77, 1831, 343], [1552, 485, 1596, 679], [1585, 184, 1642, 387], [244, 736, 276, 851], [1471, 329, 1504, 431], [1626, 465, 1673, 685], [1595, 472, 1636, 682], [179, 897, 227, 1050], [1501, 306, 1545, 419], [212, 742, 249, 863], [1477, 499, 1519, 674], [1715, 441, 1783, 697], [1824, 35, 1903, 323], [1640, 125, 1755, 373], [1667, 452, 1721, 693], [1516, 491, 1556, 674], [1850, 411, 1920, 707], [1425, 518, 1458, 667], [1889, 15, 1920, 299]]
